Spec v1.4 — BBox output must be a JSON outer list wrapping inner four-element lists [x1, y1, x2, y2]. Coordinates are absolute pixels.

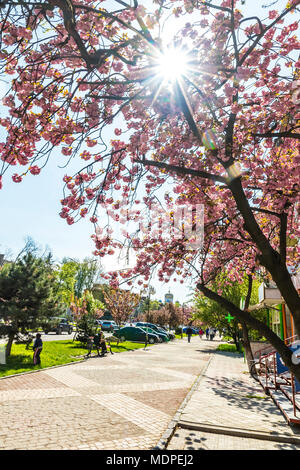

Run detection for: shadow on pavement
[[172, 430, 300, 450]]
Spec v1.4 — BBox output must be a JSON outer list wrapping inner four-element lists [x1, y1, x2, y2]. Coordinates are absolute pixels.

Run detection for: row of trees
[[0, 241, 274, 360], [0, 244, 191, 356], [193, 273, 268, 355], [0, 241, 107, 358], [1, 241, 178, 355]]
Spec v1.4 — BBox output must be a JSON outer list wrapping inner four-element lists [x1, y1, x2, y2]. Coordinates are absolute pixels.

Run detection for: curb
[[0, 339, 169, 380], [177, 420, 300, 445], [154, 345, 300, 449], [153, 348, 215, 450], [0, 357, 87, 380]]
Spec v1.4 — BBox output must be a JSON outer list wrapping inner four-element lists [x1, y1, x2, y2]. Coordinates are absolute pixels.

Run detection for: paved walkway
[[0, 336, 299, 450], [0, 337, 213, 450], [166, 338, 300, 450]]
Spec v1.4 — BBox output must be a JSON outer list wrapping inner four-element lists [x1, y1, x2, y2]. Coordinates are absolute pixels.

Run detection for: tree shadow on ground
[[0, 353, 37, 374], [171, 430, 300, 450], [193, 349, 243, 357], [202, 373, 300, 437]]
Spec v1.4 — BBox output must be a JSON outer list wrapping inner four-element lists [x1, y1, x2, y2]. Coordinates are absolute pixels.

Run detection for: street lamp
[[181, 302, 187, 339], [140, 286, 156, 322], [147, 286, 156, 322]]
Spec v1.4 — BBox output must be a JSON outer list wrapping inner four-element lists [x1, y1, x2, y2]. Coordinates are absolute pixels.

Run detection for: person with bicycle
[[85, 335, 94, 358], [95, 330, 108, 356]]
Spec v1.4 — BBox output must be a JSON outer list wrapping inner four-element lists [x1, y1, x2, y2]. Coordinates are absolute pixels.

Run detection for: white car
[[100, 320, 118, 331]]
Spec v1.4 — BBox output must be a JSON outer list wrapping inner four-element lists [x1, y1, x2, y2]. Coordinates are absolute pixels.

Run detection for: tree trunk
[[232, 332, 240, 352], [229, 178, 300, 336], [241, 320, 254, 372], [242, 274, 255, 371], [259, 254, 300, 336], [197, 283, 300, 384], [5, 332, 15, 360]]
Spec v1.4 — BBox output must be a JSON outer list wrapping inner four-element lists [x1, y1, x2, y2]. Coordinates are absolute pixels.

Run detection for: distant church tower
[[164, 291, 173, 304]]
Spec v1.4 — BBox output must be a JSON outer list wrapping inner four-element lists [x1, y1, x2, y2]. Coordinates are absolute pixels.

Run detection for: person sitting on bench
[[95, 331, 108, 356]]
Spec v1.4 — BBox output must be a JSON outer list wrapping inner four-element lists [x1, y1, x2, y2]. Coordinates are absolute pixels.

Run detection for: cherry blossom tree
[[176, 304, 193, 327], [103, 288, 140, 327], [149, 302, 193, 330], [150, 306, 170, 327], [0, 1, 299, 379]]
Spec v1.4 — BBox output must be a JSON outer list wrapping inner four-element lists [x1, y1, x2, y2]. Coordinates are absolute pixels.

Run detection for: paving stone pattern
[[168, 428, 300, 451], [167, 347, 300, 451], [1, 336, 299, 450], [0, 339, 211, 450]]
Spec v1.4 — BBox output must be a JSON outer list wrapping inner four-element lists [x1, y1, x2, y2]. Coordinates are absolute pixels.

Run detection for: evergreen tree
[[0, 252, 64, 358]]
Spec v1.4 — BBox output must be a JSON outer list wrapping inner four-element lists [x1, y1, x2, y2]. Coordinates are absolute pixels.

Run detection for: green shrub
[[175, 327, 183, 335], [217, 343, 241, 353]]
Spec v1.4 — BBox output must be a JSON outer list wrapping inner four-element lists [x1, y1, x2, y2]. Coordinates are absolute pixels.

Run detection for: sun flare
[[156, 47, 189, 82]]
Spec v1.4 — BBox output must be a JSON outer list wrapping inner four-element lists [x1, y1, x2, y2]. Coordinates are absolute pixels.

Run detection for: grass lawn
[[0, 339, 153, 378], [174, 334, 199, 340]]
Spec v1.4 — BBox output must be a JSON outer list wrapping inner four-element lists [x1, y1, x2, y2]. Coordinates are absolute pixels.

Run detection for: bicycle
[[249, 358, 270, 382]]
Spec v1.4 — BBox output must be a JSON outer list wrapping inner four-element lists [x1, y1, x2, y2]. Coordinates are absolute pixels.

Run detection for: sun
[[145, 43, 193, 108], [155, 46, 189, 82]]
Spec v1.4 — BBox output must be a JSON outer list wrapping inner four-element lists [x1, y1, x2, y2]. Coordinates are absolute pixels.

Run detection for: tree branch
[[250, 207, 281, 218], [254, 131, 300, 140], [197, 282, 293, 361], [244, 273, 253, 311], [136, 157, 228, 184]]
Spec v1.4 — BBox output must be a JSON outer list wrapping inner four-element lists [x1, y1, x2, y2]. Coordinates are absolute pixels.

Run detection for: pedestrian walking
[[33, 333, 43, 365], [198, 328, 204, 339], [205, 327, 209, 340], [186, 326, 193, 343], [209, 327, 215, 341], [144, 327, 149, 350]]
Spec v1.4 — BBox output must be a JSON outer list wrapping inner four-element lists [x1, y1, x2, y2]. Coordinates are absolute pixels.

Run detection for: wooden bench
[[105, 335, 125, 351], [85, 335, 125, 357]]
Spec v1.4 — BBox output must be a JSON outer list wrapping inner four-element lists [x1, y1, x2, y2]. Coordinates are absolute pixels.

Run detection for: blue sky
[[0, 155, 95, 260], [0, 146, 195, 303]]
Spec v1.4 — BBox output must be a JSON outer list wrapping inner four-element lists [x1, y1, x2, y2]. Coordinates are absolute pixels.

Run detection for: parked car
[[100, 320, 118, 331], [114, 326, 159, 344], [158, 327, 175, 340], [182, 326, 198, 335], [139, 326, 169, 342], [44, 317, 73, 335], [136, 322, 174, 340]]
